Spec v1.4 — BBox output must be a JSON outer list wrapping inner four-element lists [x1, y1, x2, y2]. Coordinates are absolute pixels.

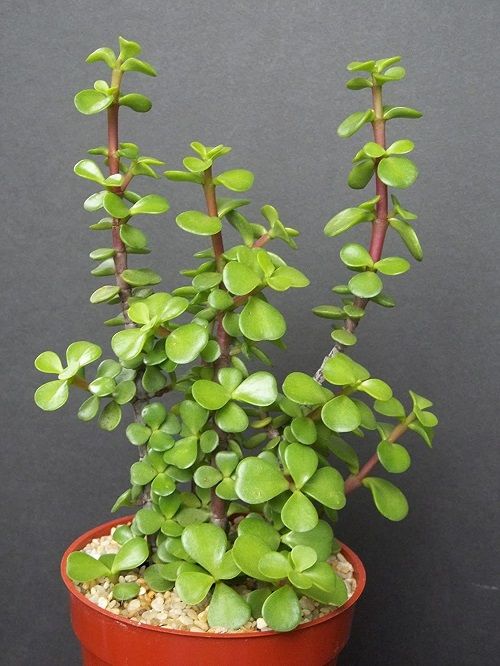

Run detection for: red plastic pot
[[61, 516, 366, 666]]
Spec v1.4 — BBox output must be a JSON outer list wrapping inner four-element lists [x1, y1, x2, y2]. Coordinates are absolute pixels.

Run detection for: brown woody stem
[[203, 167, 230, 529], [314, 82, 389, 384], [344, 413, 415, 494]]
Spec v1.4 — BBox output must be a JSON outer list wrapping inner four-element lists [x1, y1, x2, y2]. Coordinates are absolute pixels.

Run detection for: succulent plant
[[34, 39, 436, 632]]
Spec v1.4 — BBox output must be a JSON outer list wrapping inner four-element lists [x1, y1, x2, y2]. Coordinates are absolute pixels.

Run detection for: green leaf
[[111, 537, 149, 573], [284, 443, 318, 488], [99, 401, 121, 430], [235, 458, 289, 503], [134, 508, 164, 534], [347, 60, 376, 73], [222, 261, 261, 295], [214, 169, 254, 192], [312, 305, 346, 320], [192, 380, 230, 410], [78, 395, 100, 421], [282, 520, 334, 561], [130, 460, 157, 485], [282, 372, 330, 406], [321, 395, 361, 432], [346, 77, 372, 90], [183, 156, 212, 173], [262, 585, 301, 632], [208, 582, 251, 629], [163, 170, 203, 184], [374, 256, 410, 275], [119, 93, 152, 112], [181, 523, 228, 577], [290, 416, 317, 445], [383, 106, 423, 120], [373, 396, 405, 418], [34, 380, 69, 411], [331, 329, 357, 346], [301, 562, 348, 606], [176, 210, 222, 236], [111, 328, 146, 360], [118, 36, 141, 60], [121, 57, 157, 76], [340, 243, 373, 269], [258, 551, 290, 579], [281, 491, 318, 532], [302, 467, 346, 509], [358, 378, 392, 401], [163, 436, 198, 469], [373, 66, 406, 83], [388, 218, 423, 261], [84, 191, 106, 212], [267, 266, 310, 291], [194, 466, 223, 488], [74, 159, 105, 185], [377, 156, 418, 189], [362, 141, 385, 158], [377, 440, 411, 473], [74, 89, 113, 115], [144, 564, 174, 592], [325, 436, 359, 474], [66, 551, 110, 582], [165, 323, 208, 364], [291, 545, 317, 572], [86, 47, 117, 68], [103, 192, 130, 218], [337, 109, 374, 138], [90, 285, 120, 304], [176, 571, 215, 604], [192, 272, 222, 292], [324, 207, 373, 237], [386, 139, 414, 155], [130, 194, 169, 216], [122, 268, 161, 286], [35, 351, 63, 374], [323, 353, 369, 386], [348, 271, 383, 298], [231, 371, 277, 407], [232, 534, 274, 582], [215, 401, 249, 433], [237, 516, 281, 550], [112, 582, 140, 601], [239, 297, 286, 341], [151, 472, 176, 496], [348, 159, 375, 189], [362, 477, 409, 521]]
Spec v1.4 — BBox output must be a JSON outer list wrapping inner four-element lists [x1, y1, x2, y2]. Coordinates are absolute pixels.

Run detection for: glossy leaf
[[282, 520, 334, 561], [119, 93, 152, 112], [176, 210, 222, 236], [321, 395, 361, 432], [74, 89, 113, 115], [112, 582, 140, 601], [86, 47, 116, 68], [324, 207, 372, 237], [284, 443, 318, 488], [348, 271, 383, 298], [239, 297, 286, 341], [383, 106, 423, 120], [35, 351, 63, 374], [111, 328, 146, 360], [165, 323, 208, 364], [358, 378, 393, 401], [388, 218, 423, 261], [121, 57, 157, 76], [223, 261, 261, 295], [302, 466, 346, 509], [262, 585, 301, 632], [375, 256, 410, 275], [281, 491, 318, 532], [214, 169, 254, 192], [98, 401, 121, 431], [111, 537, 149, 573], [377, 440, 411, 473], [122, 268, 161, 286], [208, 582, 251, 629], [348, 159, 375, 189], [362, 477, 409, 521], [176, 571, 214, 604], [337, 109, 374, 138], [231, 371, 277, 406], [103, 192, 130, 218], [129, 194, 169, 216], [181, 523, 228, 577], [323, 353, 369, 386], [340, 243, 373, 269], [377, 156, 418, 189], [267, 266, 309, 291], [66, 551, 110, 582], [34, 380, 69, 411], [192, 380, 230, 410], [74, 159, 105, 185], [282, 372, 330, 406], [235, 458, 289, 503], [215, 401, 249, 433]]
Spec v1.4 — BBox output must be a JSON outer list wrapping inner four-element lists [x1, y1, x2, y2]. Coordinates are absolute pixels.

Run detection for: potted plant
[[34, 38, 437, 666]]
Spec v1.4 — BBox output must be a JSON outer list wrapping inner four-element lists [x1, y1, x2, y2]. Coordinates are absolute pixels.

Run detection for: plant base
[[61, 516, 366, 666]]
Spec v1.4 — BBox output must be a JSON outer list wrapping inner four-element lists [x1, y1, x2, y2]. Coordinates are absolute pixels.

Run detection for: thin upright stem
[[314, 83, 389, 383], [202, 167, 230, 529]]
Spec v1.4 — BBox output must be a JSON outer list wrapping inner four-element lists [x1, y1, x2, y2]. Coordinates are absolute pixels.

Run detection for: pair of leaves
[[66, 537, 149, 582]]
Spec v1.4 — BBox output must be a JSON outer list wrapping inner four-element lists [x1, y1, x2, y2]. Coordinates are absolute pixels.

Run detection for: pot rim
[[61, 514, 366, 640]]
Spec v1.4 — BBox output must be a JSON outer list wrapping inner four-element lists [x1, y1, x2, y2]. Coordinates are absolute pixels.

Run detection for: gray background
[[1, 0, 498, 664]]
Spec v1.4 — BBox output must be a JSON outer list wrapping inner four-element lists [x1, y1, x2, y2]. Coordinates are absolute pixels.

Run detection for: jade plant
[[34, 40, 437, 632]]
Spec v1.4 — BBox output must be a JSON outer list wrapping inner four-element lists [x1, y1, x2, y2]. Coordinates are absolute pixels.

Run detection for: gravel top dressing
[[75, 525, 356, 634]]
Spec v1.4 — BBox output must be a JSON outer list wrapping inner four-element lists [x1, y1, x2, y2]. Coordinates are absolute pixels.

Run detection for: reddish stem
[[202, 167, 230, 529]]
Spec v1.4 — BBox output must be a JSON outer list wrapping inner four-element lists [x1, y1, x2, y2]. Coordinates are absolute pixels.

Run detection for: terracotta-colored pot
[[61, 516, 366, 666]]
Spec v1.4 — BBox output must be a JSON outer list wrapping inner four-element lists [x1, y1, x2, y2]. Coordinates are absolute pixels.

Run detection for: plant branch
[[203, 166, 230, 529], [344, 413, 415, 494], [314, 83, 389, 384]]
